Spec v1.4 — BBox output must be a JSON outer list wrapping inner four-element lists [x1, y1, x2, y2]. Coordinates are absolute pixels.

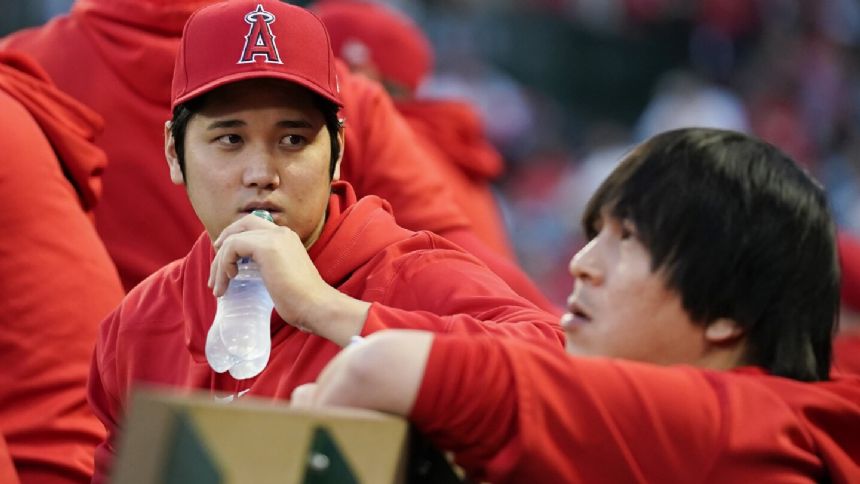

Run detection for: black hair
[[169, 91, 342, 179], [583, 128, 839, 381]]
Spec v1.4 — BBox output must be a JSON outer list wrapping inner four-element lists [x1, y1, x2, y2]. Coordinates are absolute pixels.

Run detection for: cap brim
[[172, 70, 342, 110]]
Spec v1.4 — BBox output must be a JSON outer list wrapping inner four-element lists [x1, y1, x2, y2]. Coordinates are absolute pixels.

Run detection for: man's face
[[170, 79, 337, 244], [563, 213, 711, 365]]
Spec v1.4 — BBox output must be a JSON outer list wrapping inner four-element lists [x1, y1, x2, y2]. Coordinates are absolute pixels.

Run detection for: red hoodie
[[413, 335, 860, 483], [397, 99, 516, 260], [0, 437, 20, 484], [88, 181, 563, 483], [0, 0, 528, 292], [0, 52, 124, 484]]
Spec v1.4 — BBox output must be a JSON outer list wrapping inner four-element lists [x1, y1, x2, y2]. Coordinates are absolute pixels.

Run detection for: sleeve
[[337, 65, 472, 235], [0, 435, 20, 484], [87, 310, 124, 484], [410, 336, 727, 483], [359, 248, 565, 348]]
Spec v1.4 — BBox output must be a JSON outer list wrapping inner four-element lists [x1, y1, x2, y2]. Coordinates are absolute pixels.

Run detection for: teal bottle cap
[[251, 209, 274, 223]]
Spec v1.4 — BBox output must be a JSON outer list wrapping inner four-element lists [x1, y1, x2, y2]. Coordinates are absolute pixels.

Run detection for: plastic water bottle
[[205, 210, 275, 379]]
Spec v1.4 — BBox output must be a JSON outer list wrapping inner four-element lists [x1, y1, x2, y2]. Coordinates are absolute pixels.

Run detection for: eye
[[215, 134, 242, 145], [585, 217, 603, 240], [281, 134, 307, 148], [620, 219, 637, 240]]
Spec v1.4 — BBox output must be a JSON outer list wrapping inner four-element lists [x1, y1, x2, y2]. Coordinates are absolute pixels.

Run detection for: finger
[[212, 243, 240, 297], [208, 246, 220, 289], [213, 213, 274, 250], [290, 383, 318, 406]]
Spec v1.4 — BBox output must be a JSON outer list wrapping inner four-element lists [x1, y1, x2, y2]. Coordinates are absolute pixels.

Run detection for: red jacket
[[412, 336, 860, 483], [0, 52, 124, 484], [88, 181, 563, 483], [397, 99, 515, 260]]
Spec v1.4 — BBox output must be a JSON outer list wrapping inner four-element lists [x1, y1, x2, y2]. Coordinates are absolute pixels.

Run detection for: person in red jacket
[[0, 0, 557, 315], [0, 51, 124, 484], [296, 128, 860, 482], [315, 0, 516, 260], [86, 2, 563, 482]]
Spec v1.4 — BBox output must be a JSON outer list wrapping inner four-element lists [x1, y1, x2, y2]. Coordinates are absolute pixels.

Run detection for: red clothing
[[834, 233, 860, 376], [397, 99, 515, 260], [0, 0, 467, 291], [838, 233, 860, 312], [88, 181, 563, 483], [834, 333, 860, 377], [0, 436, 21, 484], [0, 52, 124, 484], [412, 336, 860, 483]]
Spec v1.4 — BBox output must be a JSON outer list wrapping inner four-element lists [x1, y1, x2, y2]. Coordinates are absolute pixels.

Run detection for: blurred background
[[3, 0, 859, 306]]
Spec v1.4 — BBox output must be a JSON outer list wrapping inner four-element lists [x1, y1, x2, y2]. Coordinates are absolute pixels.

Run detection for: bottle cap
[[251, 209, 274, 223]]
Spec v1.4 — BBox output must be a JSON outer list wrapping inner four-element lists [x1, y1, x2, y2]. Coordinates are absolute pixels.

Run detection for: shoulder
[[105, 257, 186, 334], [374, 231, 505, 286]]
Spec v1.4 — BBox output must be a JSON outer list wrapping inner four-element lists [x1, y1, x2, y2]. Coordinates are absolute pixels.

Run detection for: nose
[[242, 149, 280, 190], [568, 238, 604, 285]]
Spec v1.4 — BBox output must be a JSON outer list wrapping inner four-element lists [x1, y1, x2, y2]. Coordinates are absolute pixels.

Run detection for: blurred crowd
[[405, 0, 860, 306]]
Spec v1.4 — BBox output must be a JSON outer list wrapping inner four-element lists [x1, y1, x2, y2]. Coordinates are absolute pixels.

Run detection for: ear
[[164, 120, 185, 185], [331, 118, 345, 181], [704, 317, 745, 344]]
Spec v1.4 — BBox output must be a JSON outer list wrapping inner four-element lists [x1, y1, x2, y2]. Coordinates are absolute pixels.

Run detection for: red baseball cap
[[171, 0, 342, 110], [315, 0, 433, 93]]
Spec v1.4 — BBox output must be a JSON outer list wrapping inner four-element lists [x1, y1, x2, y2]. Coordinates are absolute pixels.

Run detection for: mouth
[[561, 300, 591, 329], [240, 201, 283, 216]]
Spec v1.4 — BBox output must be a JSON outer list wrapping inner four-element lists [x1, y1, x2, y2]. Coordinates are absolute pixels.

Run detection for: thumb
[[290, 383, 319, 407]]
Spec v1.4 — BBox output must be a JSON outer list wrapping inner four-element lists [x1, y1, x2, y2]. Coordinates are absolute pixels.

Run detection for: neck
[[303, 214, 327, 251], [695, 342, 749, 371]]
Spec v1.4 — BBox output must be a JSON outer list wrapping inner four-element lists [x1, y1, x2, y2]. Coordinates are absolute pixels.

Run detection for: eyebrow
[[205, 119, 314, 130]]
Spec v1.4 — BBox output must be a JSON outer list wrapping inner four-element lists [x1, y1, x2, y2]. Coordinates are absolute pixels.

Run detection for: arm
[[293, 331, 433, 415], [209, 214, 371, 347], [210, 217, 563, 348], [359, 246, 564, 347], [301, 333, 727, 483]]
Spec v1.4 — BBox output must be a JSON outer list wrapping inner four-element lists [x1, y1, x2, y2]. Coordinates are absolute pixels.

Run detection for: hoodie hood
[[181, 181, 411, 361], [0, 51, 107, 213], [71, 0, 217, 105], [396, 98, 504, 181]]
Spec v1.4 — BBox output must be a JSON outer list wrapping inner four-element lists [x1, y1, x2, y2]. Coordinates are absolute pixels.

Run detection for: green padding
[[163, 411, 223, 484], [301, 426, 358, 484]]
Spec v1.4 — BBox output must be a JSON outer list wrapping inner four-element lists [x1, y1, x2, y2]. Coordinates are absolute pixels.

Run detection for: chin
[[565, 339, 587, 356]]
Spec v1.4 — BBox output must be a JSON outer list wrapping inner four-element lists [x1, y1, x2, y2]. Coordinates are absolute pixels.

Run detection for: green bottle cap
[[251, 209, 274, 223]]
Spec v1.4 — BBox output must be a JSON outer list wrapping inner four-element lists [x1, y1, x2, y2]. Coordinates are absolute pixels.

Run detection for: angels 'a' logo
[[238, 4, 283, 65]]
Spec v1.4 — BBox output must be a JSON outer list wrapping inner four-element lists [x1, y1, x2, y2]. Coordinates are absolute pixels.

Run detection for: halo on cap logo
[[238, 4, 283, 65]]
